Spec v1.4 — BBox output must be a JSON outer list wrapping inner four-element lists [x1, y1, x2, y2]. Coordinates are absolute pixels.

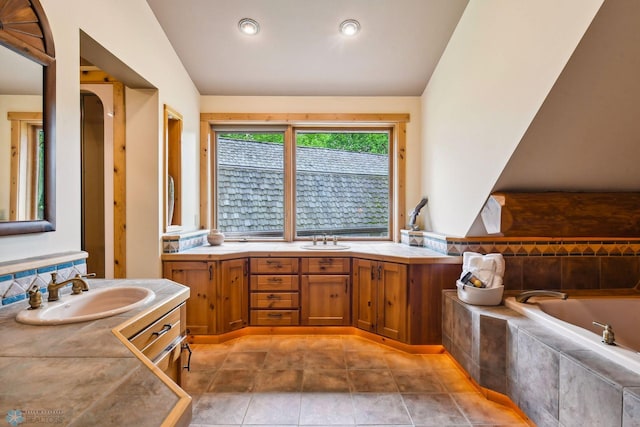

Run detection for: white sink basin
[[300, 244, 350, 250], [16, 286, 155, 325]]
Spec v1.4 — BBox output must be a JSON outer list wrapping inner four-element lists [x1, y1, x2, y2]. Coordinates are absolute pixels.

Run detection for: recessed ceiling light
[[238, 18, 260, 36], [339, 19, 360, 37]]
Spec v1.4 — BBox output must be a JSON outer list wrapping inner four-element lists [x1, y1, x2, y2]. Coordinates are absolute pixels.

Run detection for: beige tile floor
[[183, 335, 528, 427]]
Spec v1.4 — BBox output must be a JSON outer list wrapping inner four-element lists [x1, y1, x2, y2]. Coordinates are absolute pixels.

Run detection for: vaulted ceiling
[[146, 0, 468, 96]]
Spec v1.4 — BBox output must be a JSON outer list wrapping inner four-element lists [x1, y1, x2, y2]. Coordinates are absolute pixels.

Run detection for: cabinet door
[[377, 262, 408, 341], [163, 261, 215, 335], [220, 258, 249, 332], [352, 258, 377, 332], [301, 275, 350, 325]]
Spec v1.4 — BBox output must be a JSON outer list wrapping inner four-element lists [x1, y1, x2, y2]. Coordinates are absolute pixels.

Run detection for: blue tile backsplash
[[162, 229, 209, 253], [0, 256, 87, 306]]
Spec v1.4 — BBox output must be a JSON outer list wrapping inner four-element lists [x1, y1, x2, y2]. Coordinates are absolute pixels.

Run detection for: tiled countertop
[[0, 279, 191, 427], [162, 241, 462, 264]]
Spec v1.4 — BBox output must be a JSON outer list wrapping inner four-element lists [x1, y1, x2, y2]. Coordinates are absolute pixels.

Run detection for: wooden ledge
[[483, 192, 640, 237]]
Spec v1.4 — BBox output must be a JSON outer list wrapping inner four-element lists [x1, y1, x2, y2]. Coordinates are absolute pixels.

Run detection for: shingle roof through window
[[217, 138, 389, 236]]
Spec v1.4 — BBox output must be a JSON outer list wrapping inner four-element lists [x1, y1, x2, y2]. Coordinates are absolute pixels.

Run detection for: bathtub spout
[[515, 290, 568, 303]]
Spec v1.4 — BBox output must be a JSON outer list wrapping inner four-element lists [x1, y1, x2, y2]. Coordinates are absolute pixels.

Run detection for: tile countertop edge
[[111, 283, 191, 427], [1, 279, 192, 427], [161, 242, 463, 264]]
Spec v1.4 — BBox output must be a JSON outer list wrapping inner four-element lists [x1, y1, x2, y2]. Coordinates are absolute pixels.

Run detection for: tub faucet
[[47, 272, 94, 302], [593, 321, 616, 345], [515, 290, 568, 303]]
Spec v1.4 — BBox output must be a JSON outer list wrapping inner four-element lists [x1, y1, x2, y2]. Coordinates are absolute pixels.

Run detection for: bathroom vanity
[[0, 278, 192, 427], [162, 241, 461, 345]]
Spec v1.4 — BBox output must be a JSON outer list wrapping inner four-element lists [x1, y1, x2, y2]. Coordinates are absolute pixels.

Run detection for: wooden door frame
[[80, 70, 126, 277]]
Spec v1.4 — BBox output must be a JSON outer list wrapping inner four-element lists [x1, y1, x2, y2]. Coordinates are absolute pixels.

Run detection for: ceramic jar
[[207, 229, 225, 246]]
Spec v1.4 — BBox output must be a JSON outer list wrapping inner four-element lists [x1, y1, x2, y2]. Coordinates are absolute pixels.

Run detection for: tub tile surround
[[402, 230, 640, 257], [443, 291, 640, 427], [402, 230, 640, 292], [0, 252, 88, 306], [624, 388, 640, 425]]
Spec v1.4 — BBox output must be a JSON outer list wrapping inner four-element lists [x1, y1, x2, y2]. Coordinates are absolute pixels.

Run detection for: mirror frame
[[0, 0, 56, 235]]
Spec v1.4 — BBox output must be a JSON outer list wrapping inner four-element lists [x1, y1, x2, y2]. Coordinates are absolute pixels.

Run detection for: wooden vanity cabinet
[[163, 258, 249, 335], [127, 302, 188, 386], [163, 254, 459, 345], [163, 261, 216, 335], [220, 258, 249, 332], [301, 257, 350, 325], [250, 257, 300, 325], [353, 258, 407, 342]]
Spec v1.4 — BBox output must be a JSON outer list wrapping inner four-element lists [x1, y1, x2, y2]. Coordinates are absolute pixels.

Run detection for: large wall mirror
[[0, 0, 56, 235]]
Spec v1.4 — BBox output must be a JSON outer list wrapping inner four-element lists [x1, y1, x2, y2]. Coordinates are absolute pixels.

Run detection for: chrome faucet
[[47, 272, 94, 302], [515, 290, 568, 303]]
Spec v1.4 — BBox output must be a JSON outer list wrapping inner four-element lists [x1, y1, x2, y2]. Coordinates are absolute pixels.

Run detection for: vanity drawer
[[250, 275, 299, 291], [251, 257, 299, 274], [154, 336, 183, 372], [301, 257, 350, 274], [130, 305, 182, 360], [250, 309, 299, 326], [250, 292, 299, 309]]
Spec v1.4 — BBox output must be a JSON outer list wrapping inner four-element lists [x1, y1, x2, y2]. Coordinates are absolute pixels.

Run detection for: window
[[204, 113, 408, 242], [216, 131, 286, 238], [295, 130, 390, 238]]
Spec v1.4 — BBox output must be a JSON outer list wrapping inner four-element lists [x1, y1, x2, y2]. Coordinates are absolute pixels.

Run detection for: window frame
[[201, 113, 409, 242], [292, 126, 393, 240]]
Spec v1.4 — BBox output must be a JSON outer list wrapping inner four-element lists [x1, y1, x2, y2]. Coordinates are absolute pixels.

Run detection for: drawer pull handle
[[268, 277, 283, 283], [152, 324, 172, 337], [267, 313, 283, 318], [266, 294, 281, 300], [182, 342, 192, 372]]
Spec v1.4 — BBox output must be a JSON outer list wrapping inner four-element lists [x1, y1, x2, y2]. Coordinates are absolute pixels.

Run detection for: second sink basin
[[16, 286, 155, 325], [301, 244, 350, 250]]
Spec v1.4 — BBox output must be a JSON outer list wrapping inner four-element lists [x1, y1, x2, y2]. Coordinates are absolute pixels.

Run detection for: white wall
[[126, 88, 162, 277], [200, 96, 424, 229], [421, 0, 603, 236], [0, 0, 200, 275], [494, 0, 640, 193]]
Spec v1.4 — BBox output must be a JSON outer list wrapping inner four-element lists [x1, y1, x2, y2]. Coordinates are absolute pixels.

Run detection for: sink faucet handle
[[70, 273, 93, 294], [50, 272, 58, 283], [27, 284, 42, 309]]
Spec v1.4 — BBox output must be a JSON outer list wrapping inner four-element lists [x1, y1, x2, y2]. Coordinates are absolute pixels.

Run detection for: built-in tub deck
[[443, 290, 640, 427], [505, 295, 640, 375]]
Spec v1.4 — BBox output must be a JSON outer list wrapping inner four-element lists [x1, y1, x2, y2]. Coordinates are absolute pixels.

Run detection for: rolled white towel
[[460, 252, 505, 288], [462, 252, 482, 270], [485, 253, 505, 277], [491, 275, 503, 288]]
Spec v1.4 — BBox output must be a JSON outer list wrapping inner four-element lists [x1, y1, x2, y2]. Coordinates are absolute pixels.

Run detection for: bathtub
[[504, 295, 640, 373]]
